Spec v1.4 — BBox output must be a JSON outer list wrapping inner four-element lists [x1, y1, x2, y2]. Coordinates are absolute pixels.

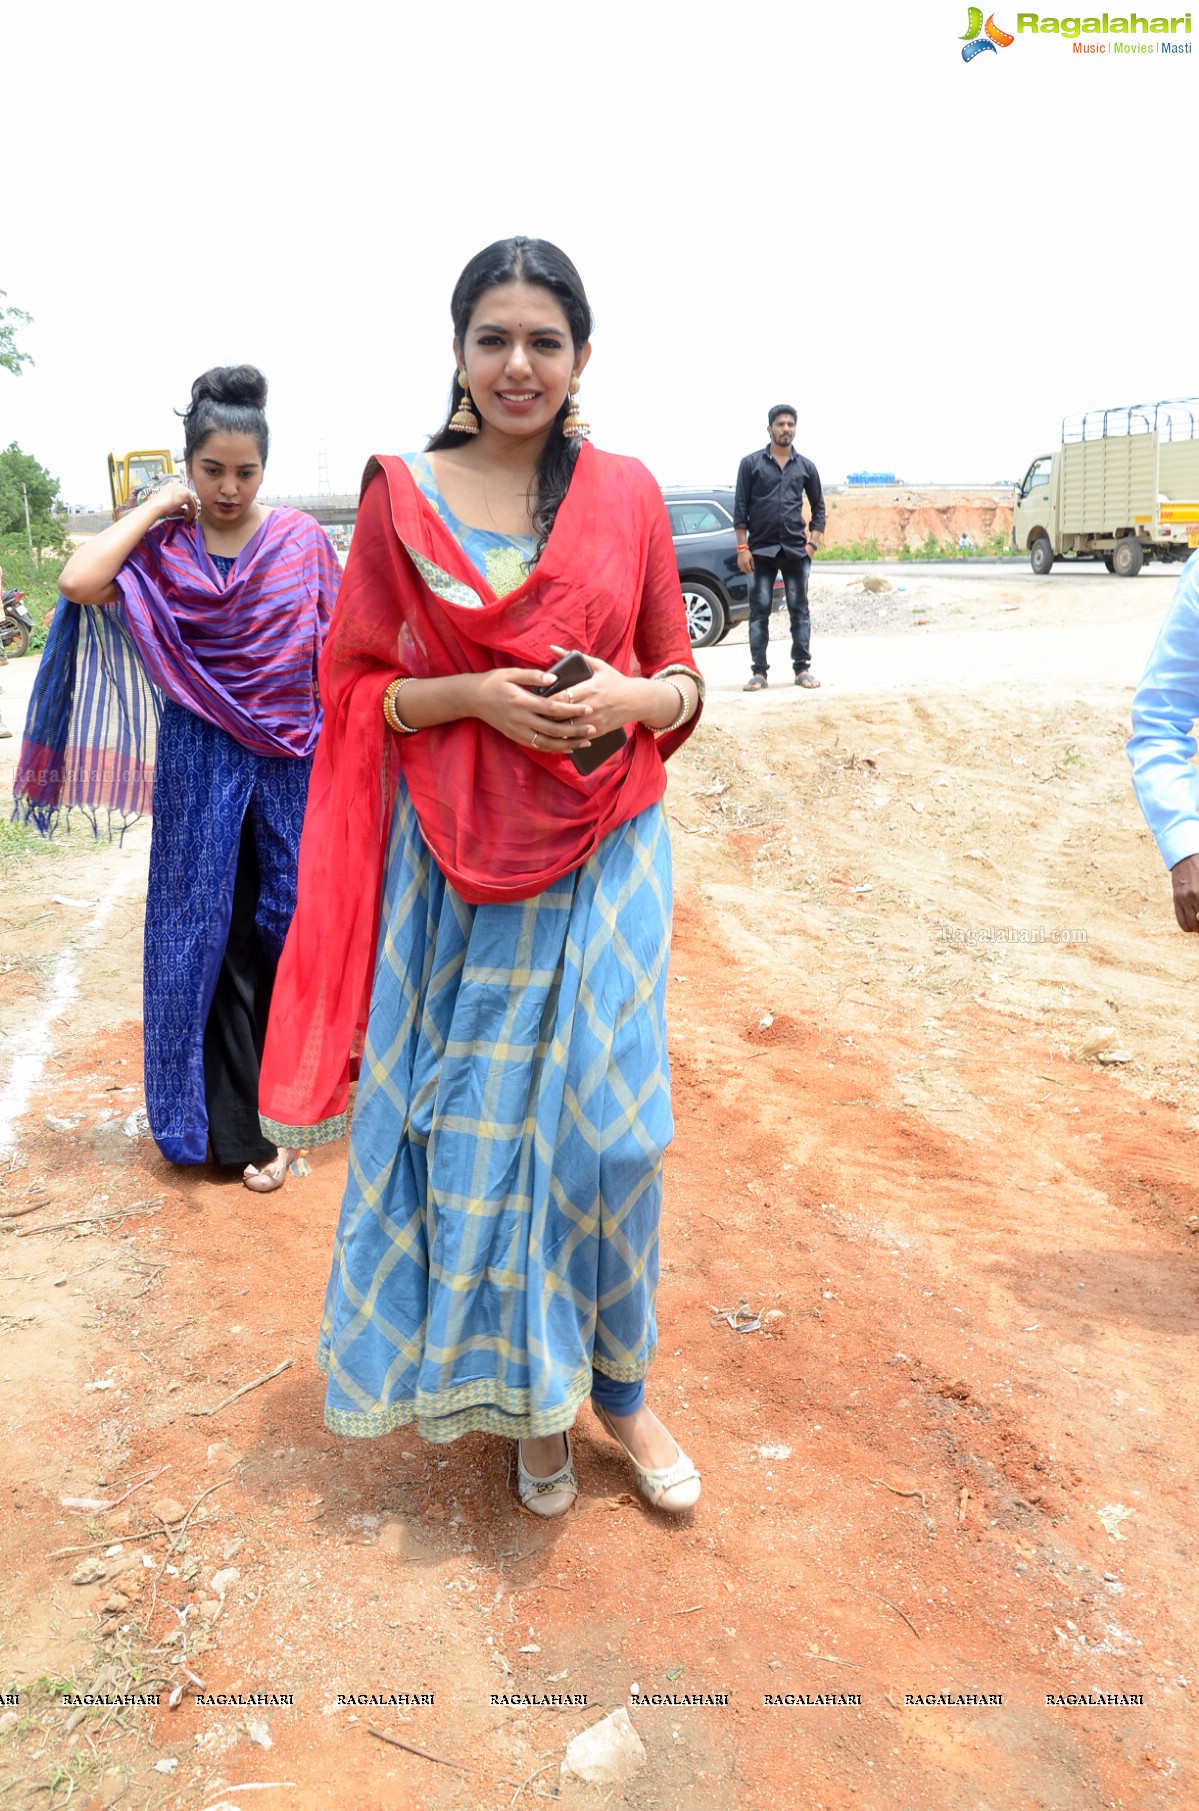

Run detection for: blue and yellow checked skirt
[[316, 778, 674, 1443]]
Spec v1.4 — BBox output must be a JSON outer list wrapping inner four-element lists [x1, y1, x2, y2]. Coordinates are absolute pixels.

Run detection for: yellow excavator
[[108, 449, 177, 516]]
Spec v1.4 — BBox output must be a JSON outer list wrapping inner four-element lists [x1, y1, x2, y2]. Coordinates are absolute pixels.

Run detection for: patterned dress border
[[315, 1346, 655, 1442], [259, 1112, 347, 1149]]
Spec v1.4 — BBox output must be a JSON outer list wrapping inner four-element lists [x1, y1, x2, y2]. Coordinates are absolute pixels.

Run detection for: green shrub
[[0, 817, 63, 868], [1, 534, 66, 648], [811, 527, 1017, 563], [813, 539, 886, 562]]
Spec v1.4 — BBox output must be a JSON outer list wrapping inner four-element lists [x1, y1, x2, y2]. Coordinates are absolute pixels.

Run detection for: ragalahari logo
[[961, 7, 1016, 56]]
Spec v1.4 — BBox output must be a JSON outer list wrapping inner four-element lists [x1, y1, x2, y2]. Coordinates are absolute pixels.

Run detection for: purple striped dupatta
[[112, 507, 337, 759], [12, 598, 160, 835], [13, 507, 339, 835]]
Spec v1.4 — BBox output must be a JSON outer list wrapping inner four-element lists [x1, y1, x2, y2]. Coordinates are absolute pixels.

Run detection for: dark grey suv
[[663, 487, 782, 648]]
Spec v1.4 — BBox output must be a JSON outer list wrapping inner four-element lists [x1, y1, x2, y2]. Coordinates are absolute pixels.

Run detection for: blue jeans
[[591, 1372, 646, 1414], [749, 549, 811, 677]]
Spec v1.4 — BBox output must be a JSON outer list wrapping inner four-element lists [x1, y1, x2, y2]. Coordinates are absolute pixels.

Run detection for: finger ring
[[566, 689, 575, 704], [531, 732, 541, 750]]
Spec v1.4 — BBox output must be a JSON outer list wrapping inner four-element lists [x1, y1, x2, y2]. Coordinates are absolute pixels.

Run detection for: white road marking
[[0, 863, 138, 1158]]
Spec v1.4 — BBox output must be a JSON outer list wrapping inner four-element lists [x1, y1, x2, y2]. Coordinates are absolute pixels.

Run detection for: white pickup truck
[[1013, 398, 1199, 576]]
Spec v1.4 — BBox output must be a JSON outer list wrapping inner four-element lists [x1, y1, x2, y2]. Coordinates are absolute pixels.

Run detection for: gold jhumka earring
[[448, 369, 480, 435], [562, 375, 589, 440]]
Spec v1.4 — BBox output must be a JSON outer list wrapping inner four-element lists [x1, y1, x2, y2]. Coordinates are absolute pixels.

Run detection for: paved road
[[814, 559, 1182, 582], [0, 569, 1171, 766], [697, 619, 1157, 701], [698, 570, 1174, 701], [0, 649, 38, 768]]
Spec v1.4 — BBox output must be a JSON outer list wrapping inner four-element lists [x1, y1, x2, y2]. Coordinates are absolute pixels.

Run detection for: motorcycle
[[2, 589, 34, 659]]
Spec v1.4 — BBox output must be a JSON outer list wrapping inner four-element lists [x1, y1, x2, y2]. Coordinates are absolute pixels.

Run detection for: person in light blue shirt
[[1128, 551, 1199, 932]]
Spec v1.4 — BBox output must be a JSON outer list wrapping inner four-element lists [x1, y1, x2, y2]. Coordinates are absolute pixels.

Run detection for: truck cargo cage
[[1063, 398, 1199, 444]]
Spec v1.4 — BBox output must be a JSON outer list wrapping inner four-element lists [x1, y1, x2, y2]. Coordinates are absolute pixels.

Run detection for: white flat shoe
[[243, 1152, 290, 1194], [515, 1434, 578, 1519], [593, 1404, 701, 1513]]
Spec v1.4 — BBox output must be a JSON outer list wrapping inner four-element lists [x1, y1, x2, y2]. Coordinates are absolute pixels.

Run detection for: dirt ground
[[819, 486, 1015, 554], [2, 565, 1198, 1811]]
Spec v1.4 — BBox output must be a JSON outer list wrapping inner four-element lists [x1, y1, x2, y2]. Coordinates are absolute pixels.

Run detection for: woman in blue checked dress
[[262, 238, 704, 1517]]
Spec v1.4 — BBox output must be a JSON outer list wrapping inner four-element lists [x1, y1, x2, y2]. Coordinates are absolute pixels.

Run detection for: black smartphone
[[531, 650, 629, 776]]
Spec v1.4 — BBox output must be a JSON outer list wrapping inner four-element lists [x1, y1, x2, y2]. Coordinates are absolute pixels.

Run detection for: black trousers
[[748, 549, 812, 676], [202, 813, 278, 1167]]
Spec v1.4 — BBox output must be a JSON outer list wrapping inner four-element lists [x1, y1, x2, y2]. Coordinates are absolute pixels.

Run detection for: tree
[[0, 444, 67, 555], [0, 292, 33, 376]]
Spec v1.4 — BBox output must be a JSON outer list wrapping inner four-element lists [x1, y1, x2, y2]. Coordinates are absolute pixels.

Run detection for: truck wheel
[[1112, 538, 1144, 578], [1103, 554, 1116, 573], [1029, 537, 1054, 575]]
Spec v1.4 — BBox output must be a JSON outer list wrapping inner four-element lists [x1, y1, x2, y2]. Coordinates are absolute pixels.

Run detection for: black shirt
[[733, 446, 826, 557]]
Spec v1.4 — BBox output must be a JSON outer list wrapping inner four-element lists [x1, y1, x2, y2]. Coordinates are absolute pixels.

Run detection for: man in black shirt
[[733, 405, 826, 692]]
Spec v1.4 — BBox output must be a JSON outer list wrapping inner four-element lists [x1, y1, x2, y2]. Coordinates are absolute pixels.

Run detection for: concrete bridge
[[261, 494, 359, 526], [66, 494, 360, 536]]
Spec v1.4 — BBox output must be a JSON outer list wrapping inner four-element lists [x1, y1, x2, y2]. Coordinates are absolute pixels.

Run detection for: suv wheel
[[682, 581, 727, 649]]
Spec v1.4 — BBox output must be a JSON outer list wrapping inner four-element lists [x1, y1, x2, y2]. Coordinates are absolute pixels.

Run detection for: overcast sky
[[3, 1, 1195, 505]]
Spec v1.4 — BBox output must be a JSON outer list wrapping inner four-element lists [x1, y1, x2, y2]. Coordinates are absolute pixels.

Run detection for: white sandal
[[593, 1404, 701, 1513], [515, 1433, 578, 1519], [242, 1148, 292, 1193]]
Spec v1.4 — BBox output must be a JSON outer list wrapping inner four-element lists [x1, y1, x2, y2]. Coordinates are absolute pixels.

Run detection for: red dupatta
[[259, 442, 700, 1141]]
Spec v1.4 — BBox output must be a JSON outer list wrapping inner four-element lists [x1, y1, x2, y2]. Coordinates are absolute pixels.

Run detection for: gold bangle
[[382, 676, 419, 735], [650, 678, 689, 736]]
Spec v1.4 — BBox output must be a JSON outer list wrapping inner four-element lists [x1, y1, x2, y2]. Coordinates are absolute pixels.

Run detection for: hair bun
[[179, 364, 270, 466], [190, 364, 268, 412]]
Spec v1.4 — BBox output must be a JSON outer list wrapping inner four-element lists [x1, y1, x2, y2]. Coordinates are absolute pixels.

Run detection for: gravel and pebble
[[717, 576, 929, 648], [810, 578, 928, 636]]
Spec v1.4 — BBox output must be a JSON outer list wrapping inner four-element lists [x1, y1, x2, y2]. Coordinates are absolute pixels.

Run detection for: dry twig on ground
[[870, 1477, 929, 1509], [13, 1198, 163, 1238], [187, 1359, 295, 1418], [367, 1726, 522, 1786]]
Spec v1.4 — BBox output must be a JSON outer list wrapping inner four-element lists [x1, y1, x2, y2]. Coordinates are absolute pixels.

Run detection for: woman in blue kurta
[[262, 239, 705, 1516], [25, 366, 339, 1185]]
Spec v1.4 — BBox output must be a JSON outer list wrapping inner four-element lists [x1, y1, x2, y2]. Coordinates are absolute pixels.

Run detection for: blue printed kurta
[[144, 701, 311, 1163]]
